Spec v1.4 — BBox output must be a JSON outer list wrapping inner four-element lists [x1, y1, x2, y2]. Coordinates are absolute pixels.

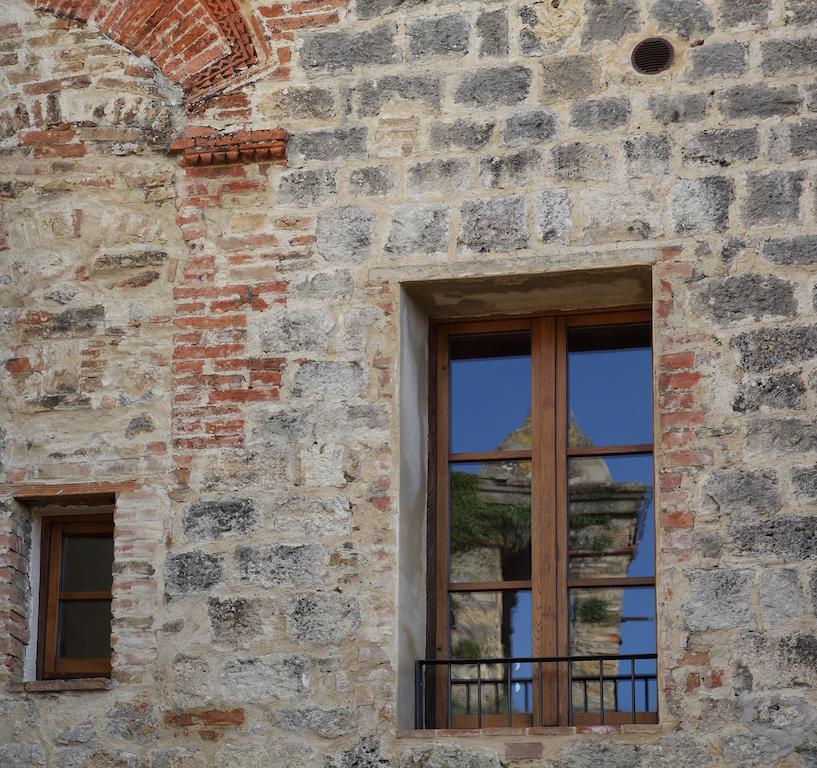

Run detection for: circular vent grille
[[631, 38, 675, 75]]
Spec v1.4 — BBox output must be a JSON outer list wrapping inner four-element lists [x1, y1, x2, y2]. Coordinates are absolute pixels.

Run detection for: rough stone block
[[732, 326, 817, 371], [454, 66, 532, 107], [208, 597, 261, 647], [277, 169, 336, 205], [316, 206, 374, 264], [165, 552, 222, 596], [274, 708, 359, 739], [302, 442, 346, 488], [570, 97, 630, 132], [787, 0, 817, 25], [459, 197, 529, 252], [671, 177, 734, 234], [286, 593, 361, 644], [356, 0, 423, 18], [648, 93, 708, 125], [293, 270, 354, 301], [732, 515, 817, 558], [501, 109, 557, 146], [235, 544, 324, 587], [532, 189, 572, 244], [259, 308, 335, 354], [582, 0, 640, 43], [348, 165, 395, 197], [696, 274, 796, 324], [686, 42, 748, 80], [408, 15, 469, 59], [0, 744, 45, 768], [407, 158, 471, 195], [577, 188, 663, 244], [384, 204, 449, 258], [271, 495, 352, 536], [541, 54, 602, 103], [792, 466, 817, 499], [719, 0, 772, 27], [221, 655, 315, 704], [744, 170, 805, 226], [106, 702, 158, 743], [651, 0, 714, 37], [764, 236, 817, 265], [702, 469, 780, 520], [734, 372, 806, 413], [761, 569, 803, 625], [686, 569, 755, 631], [558, 740, 638, 768], [183, 499, 257, 540], [262, 87, 336, 120], [682, 128, 759, 167], [476, 10, 509, 57], [746, 417, 817, 455], [770, 118, 817, 161], [429, 119, 494, 151], [763, 37, 817, 76], [479, 148, 542, 189], [292, 361, 368, 399], [623, 133, 671, 177], [719, 84, 802, 119], [551, 142, 611, 182], [289, 128, 367, 163], [300, 25, 399, 74], [354, 75, 441, 117], [400, 744, 501, 768]]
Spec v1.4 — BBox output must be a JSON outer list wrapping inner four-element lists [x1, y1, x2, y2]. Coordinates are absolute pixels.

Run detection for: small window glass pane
[[57, 600, 112, 659], [568, 455, 654, 580], [450, 332, 531, 454], [568, 323, 652, 448], [61, 534, 114, 592], [450, 461, 532, 583]]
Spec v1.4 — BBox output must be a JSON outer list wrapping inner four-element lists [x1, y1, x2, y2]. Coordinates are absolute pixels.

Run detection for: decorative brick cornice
[[169, 128, 287, 167]]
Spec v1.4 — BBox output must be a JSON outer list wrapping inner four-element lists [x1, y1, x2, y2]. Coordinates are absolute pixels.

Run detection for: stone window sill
[[397, 723, 674, 739], [9, 677, 111, 693]]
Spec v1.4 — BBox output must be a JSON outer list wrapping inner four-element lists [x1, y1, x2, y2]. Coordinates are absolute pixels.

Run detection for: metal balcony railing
[[415, 653, 658, 730]]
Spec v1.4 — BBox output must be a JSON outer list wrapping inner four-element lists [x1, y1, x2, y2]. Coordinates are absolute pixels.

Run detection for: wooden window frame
[[427, 306, 655, 728], [37, 514, 114, 680]]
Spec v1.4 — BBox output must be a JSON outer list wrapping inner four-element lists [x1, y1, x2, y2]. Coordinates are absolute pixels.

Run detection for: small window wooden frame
[[427, 307, 656, 728], [38, 514, 114, 679]]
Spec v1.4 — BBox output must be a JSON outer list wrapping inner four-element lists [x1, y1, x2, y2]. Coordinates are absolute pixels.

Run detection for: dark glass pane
[[568, 323, 652, 448], [450, 332, 531, 454], [450, 461, 532, 583], [61, 534, 114, 592], [568, 455, 654, 580], [449, 590, 532, 716], [58, 600, 112, 659], [568, 587, 656, 715]]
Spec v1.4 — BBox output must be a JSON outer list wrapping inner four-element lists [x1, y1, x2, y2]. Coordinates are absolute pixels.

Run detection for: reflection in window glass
[[449, 461, 532, 583], [568, 455, 654, 580], [58, 601, 112, 659], [450, 332, 531, 454], [568, 324, 652, 447], [61, 535, 114, 592]]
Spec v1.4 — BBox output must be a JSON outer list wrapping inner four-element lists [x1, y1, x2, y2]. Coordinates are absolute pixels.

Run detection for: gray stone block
[[400, 744, 501, 768], [292, 361, 369, 399], [300, 25, 399, 74], [355, 75, 441, 117], [764, 236, 817, 265], [328, 737, 390, 768], [278, 169, 336, 205], [558, 740, 638, 768], [501, 109, 557, 146], [732, 515, 817, 558], [221, 655, 315, 704], [744, 170, 805, 226], [0, 744, 46, 768], [671, 177, 734, 234], [770, 118, 817, 161], [274, 708, 359, 739], [208, 597, 261, 647], [286, 593, 361, 644], [732, 326, 817, 371], [734, 372, 806, 412], [183, 499, 257, 540], [570, 97, 630, 132], [541, 54, 602, 103], [719, 83, 802, 119], [316, 206, 374, 264], [719, 0, 772, 27], [356, 0, 422, 19], [787, 0, 817, 25], [696, 274, 796, 324], [792, 466, 817, 499], [623, 133, 671, 177], [293, 270, 353, 301], [165, 552, 222, 595], [479, 148, 542, 189], [686, 569, 755, 631], [651, 0, 714, 37], [582, 0, 640, 43], [532, 189, 572, 244], [552, 142, 612, 182], [761, 570, 803, 625], [259, 307, 335, 354], [236, 544, 325, 587], [476, 10, 509, 57], [348, 165, 395, 197], [686, 41, 748, 80], [289, 127, 367, 162], [384, 204, 449, 258], [408, 15, 470, 59], [454, 66, 532, 107], [648, 93, 709, 125], [429, 119, 495, 151], [762, 37, 817, 76], [264, 87, 336, 119], [407, 158, 471, 195], [682, 128, 759, 167], [702, 468, 780, 520], [459, 197, 529, 252]]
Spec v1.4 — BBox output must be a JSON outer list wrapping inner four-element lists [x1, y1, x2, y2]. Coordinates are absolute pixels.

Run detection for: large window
[[421, 309, 656, 729]]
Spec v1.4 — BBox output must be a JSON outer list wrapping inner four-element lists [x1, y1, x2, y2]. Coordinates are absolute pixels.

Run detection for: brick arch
[[28, 0, 269, 105]]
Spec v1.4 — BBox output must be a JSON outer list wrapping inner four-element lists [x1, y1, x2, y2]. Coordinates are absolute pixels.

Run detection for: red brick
[[20, 128, 75, 144], [659, 371, 701, 391], [505, 743, 543, 760], [661, 511, 694, 529], [661, 411, 705, 429], [5, 357, 32, 374], [208, 388, 279, 403]]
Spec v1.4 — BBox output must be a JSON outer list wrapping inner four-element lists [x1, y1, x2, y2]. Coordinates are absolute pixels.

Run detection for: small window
[[38, 515, 114, 679], [420, 309, 655, 729]]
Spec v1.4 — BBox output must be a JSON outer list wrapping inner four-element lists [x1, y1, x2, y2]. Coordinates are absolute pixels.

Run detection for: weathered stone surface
[[286, 592, 361, 644], [300, 25, 399, 74], [165, 552, 223, 595], [719, 83, 802, 118], [316, 206, 374, 263], [146, 748, 207, 768], [429, 119, 494, 151], [682, 128, 759, 167], [570, 97, 630, 132], [292, 361, 369, 399], [384, 204, 449, 258], [734, 372, 806, 412], [686, 42, 748, 79], [648, 93, 708, 125], [686, 569, 755, 631], [651, 0, 714, 37], [270, 495, 352, 536], [356, 0, 423, 18], [327, 737, 391, 768], [541, 54, 602, 103], [293, 270, 354, 301], [274, 707, 359, 738], [454, 66, 531, 107], [459, 197, 529, 252], [763, 37, 817, 76], [763, 236, 817, 265], [400, 743, 501, 768], [236, 543, 325, 587], [208, 597, 261, 647], [216, 742, 313, 768], [623, 134, 671, 177], [125, 414, 154, 438], [354, 76, 441, 117], [770, 118, 817, 161], [106, 702, 158, 744], [732, 515, 817, 558], [702, 469, 780, 521], [792, 466, 817, 499], [760, 569, 802, 625], [732, 326, 817, 372], [532, 189, 572, 244], [408, 15, 469, 59], [743, 170, 805, 226], [501, 109, 557, 146], [262, 86, 336, 119], [0, 744, 46, 767], [476, 10, 508, 57], [695, 274, 796, 323], [407, 159, 471, 196], [289, 128, 367, 162], [95, 251, 168, 270], [787, 0, 817, 25], [278, 169, 336, 205], [720, 0, 772, 27], [183, 499, 258, 540], [348, 165, 395, 196], [558, 740, 638, 768], [221, 655, 315, 704], [259, 307, 335, 353], [552, 142, 611, 181], [671, 177, 734, 234], [577, 187, 662, 244], [583, 0, 640, 44], [479, 148, 542, 189]]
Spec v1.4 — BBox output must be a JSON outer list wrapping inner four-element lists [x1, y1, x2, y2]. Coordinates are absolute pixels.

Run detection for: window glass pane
[[450, 332, 531, 454], [450, 461, 531, 583], [61, 534, 114, 592], [568, 455, 654, 580], [449, 590, 532, 716], [568, 323, 652, 447], [568, 587, 656, 715], [57, 600, 112, 659]]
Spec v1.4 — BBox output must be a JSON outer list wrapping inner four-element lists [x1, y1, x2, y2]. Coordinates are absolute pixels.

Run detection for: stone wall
[[2, 0, 817, 765]]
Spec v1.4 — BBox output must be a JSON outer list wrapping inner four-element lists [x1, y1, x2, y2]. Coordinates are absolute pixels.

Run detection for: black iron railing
[[415, 653, 657, 729]]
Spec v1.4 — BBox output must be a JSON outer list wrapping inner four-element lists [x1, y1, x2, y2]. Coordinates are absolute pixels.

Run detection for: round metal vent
[[631, 38, 675, 75]]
